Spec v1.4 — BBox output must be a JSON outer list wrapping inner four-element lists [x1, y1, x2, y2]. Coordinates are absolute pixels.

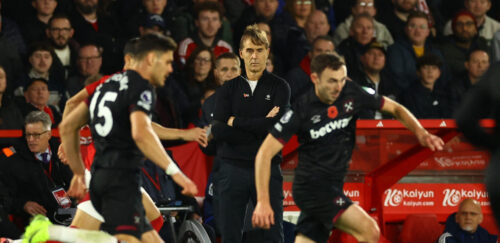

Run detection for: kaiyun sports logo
[[384, 189, 435, 207], [442, 189, 488, 207]]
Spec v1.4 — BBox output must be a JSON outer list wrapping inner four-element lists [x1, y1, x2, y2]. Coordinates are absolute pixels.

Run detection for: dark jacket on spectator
[[351, 70, 400, 119], [1, 140, 73, 224], [439, 35, 489, 80], [399, 80, 451, 119], [0, 16, 27, 56], [0, 95, 24, 148], [387, 37, 447, 91], [70, 10, 123, 74], [449, 75, 474, 115], [0, 34, 24, 95], [0, 147, 22, 238], [285, 55, 313, 104], [16, 97, 62, 128], [337, 37, 370, 79], [20, 15, 48, 45], [376, 8, 407, 42], [437, 212, 498, 243]]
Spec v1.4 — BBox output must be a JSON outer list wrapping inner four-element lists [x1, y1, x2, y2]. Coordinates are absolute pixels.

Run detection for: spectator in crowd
[[387, 11, 446, 91], [286, 35, 335, 103], [333, 0, 393, 48], [355, 41, 399, 119], [66, 43, 103, 97], [200, 52, 242, 236], [223, 0, 251, 25], [17, 42, 66, 110], [450, 49, 490, 113], [443, 0, 500, 44], [19, 78, 62, 126], [399, 54, 450, 119], [0, 30, 24, 96], [0, 152, 22, 238], [201, 52, 241, 125], [177, 1, 232, 65], [282, 0, 315, 29], [46, 14, 79, 80], [377, 0, 418, 41], [0, 66, 25, 147], [21, 0, 58, 45], [256, 21, 273, 47], [281, 0, 318, 71], [305, 10, 331, 45], [233, 0, 288, 59], [139, 14, 167, 36], [0, 2, 27, 56], [181, 46, 218, 126], [492, 29, 500, 61], [70, 0, 122, 74], [440, 10, 489, 79], [213, 52, 241, 86], [125, 0, 172, 38], [438, 198, 497, 243], [337, 13, 375, 79], [2, 111, 72, 225], [171, 0, 233, 47], [256, 20, 286, 76]]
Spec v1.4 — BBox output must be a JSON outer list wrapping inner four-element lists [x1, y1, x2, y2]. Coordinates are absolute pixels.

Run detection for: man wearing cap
[[1, 111, 72, 225], [139, 14, 167, 36], [439, 10, 489, 79], [18, 78, 62, 127], [355, 41, 399, 119]]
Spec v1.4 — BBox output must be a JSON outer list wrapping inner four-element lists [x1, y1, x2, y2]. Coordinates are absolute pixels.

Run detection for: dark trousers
[[215, 160, 284, 243]]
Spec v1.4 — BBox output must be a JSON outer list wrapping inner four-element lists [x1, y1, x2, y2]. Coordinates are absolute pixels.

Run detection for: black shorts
[[292, 180, 352, 243], [89, 168, 152, 239]]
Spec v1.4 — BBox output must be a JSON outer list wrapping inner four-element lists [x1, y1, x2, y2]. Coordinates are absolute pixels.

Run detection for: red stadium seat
[[399, 214, 443, 243]]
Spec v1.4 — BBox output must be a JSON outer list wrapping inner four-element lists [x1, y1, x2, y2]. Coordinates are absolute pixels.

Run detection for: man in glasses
[[66, 43, 103, 97], [46, 14, 79, 80], [1, 111, 72, 225], [333, 0, 393, 48], [439, 10, 489, 79]]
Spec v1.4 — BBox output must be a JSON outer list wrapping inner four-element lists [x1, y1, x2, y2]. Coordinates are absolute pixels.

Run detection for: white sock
[[49, 225, 118, 243]]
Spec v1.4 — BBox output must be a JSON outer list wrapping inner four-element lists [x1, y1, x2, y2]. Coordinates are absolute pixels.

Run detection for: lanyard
[[141, 168, 161, 191], [41, 159, 53, 182]]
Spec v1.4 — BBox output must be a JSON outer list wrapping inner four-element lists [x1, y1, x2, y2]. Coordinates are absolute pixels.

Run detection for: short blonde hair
[[239, 24, 270, 50]]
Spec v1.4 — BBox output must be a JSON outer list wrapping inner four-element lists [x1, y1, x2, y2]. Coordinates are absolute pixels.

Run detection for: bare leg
[[141, 229, 164, 243], [334, 204, 380, 243], [141, 189, 161, 222], [70, 209, 102, 230], [115, 234, 141, 243], [294, 233, 316, 243]]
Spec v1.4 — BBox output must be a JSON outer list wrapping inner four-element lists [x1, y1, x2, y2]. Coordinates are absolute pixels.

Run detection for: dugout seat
[[399, 214, 443, 243]]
